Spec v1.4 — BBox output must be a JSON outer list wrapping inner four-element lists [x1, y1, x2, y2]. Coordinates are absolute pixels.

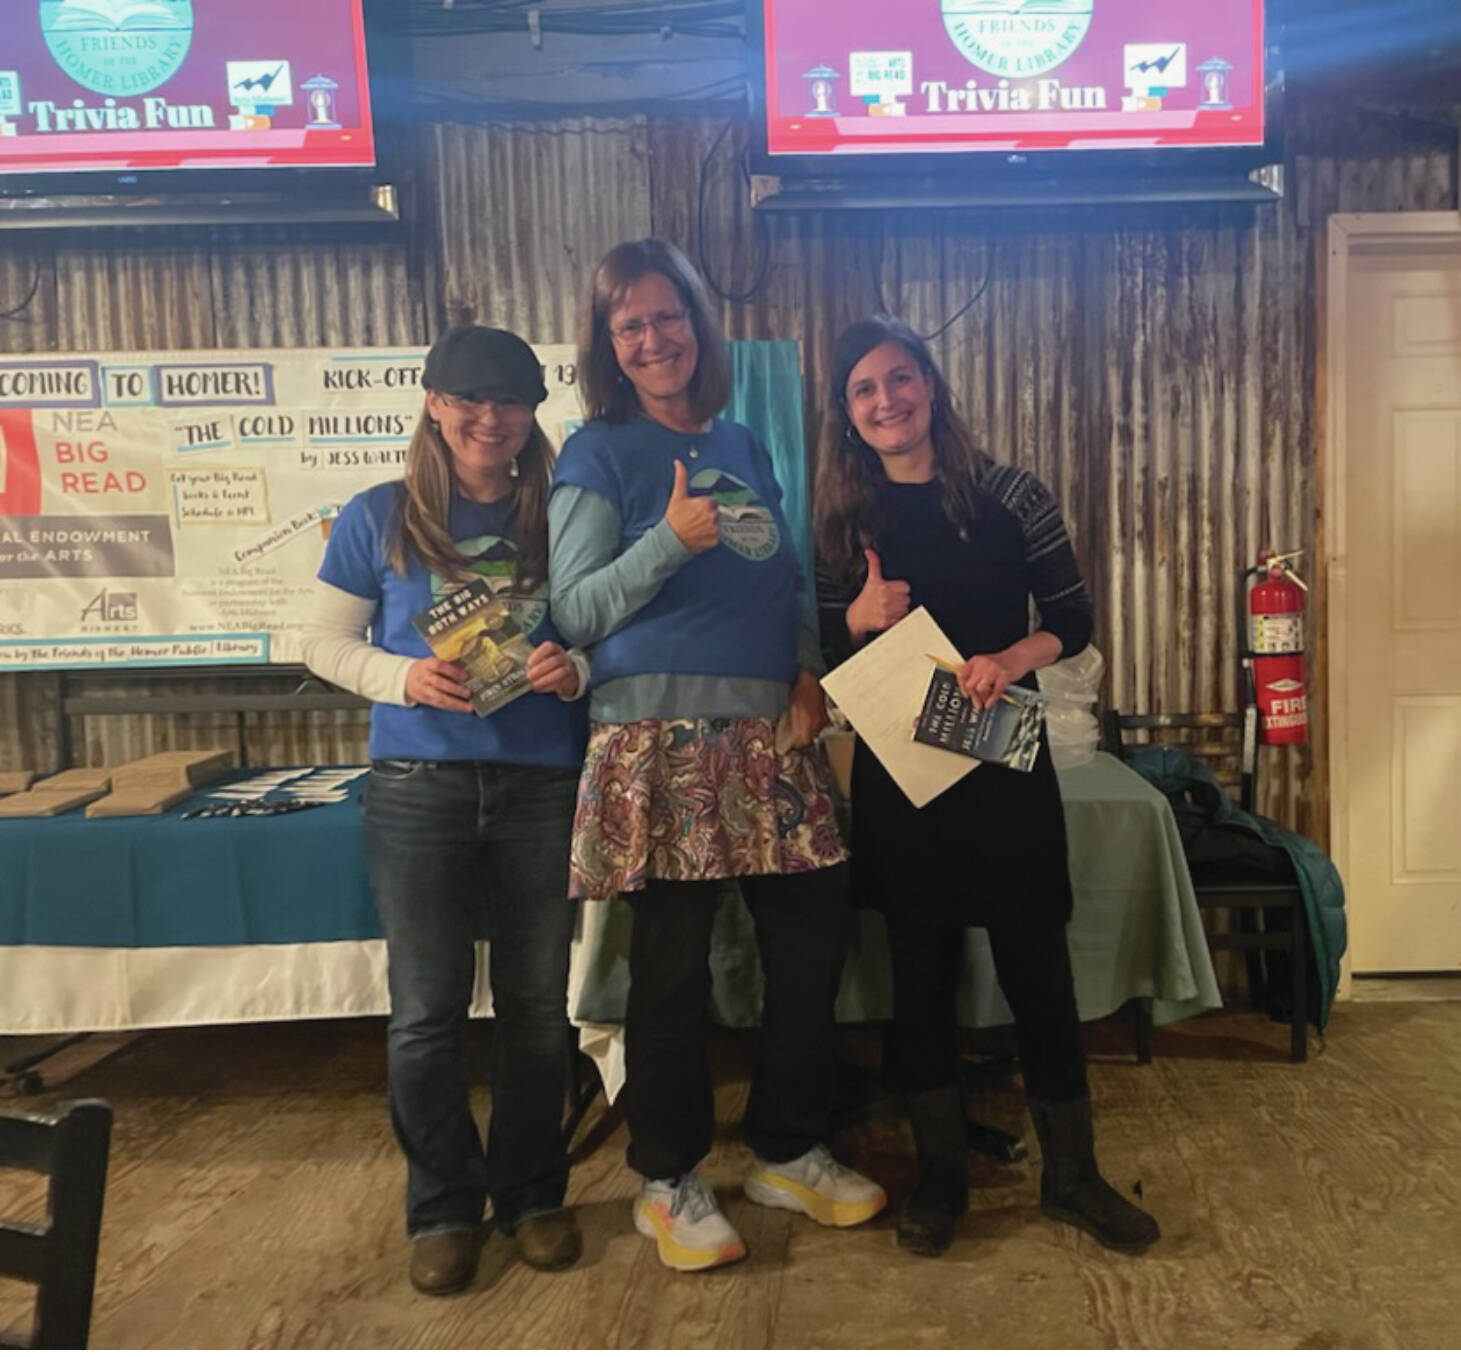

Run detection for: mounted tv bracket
[[749, 164, 1283, 213], [0, 182, 399, 231]]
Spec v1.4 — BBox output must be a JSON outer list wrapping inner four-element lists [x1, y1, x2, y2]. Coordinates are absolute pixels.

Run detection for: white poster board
[[0, 344, 582, 669]]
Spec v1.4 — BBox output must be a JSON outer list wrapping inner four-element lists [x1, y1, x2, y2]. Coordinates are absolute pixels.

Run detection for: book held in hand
[[912, 668, 1047, 772], [412, 578, 533, 717]]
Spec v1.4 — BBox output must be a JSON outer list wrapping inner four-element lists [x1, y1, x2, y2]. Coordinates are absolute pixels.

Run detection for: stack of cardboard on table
[[0, 766, 114, 817], [0, 750, 235, 818]]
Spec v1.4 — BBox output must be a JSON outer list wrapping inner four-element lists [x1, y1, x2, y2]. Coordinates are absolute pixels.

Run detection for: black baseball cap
[[422, 325, 548, 406]]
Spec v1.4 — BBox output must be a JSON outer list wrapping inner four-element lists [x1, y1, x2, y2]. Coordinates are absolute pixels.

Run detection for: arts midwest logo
[[40, 0, 194, 97], [940, 0, 1093, 79], [79, 587, 138, 628]]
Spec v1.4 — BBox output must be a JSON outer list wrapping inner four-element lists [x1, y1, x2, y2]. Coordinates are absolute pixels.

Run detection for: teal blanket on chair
[[1128, 745, 1347, 1029]]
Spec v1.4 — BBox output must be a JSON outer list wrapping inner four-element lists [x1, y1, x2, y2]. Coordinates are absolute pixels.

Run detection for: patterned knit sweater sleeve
[[977, 462, 1094, 658]]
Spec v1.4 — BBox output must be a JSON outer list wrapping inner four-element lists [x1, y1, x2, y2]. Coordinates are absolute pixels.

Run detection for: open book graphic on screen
[[49, 0, 191, 31]]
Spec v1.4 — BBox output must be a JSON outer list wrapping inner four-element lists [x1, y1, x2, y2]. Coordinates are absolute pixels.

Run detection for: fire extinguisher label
[[1251, 613, 1303, 653], [1261, 686, 1308, 733]]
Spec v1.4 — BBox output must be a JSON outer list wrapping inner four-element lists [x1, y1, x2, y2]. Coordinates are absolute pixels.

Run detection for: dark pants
[[885, 908, 1089, 1103], [623, 865, 851, 1181], [363, 759, 580, 1237]]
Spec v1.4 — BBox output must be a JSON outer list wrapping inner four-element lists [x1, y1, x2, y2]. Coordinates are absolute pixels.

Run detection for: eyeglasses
[[609, 308, 691, 344], [438, 392, 532, 416]]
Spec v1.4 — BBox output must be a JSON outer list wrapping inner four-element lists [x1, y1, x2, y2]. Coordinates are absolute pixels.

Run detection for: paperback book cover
[[912, 670, 1047, 773], [412, 578, 533, 718]]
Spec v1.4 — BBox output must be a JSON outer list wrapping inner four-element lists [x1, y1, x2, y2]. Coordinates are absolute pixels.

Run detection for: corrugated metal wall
[[1, 102, 1455, 835], [428, 118, 651, 336]]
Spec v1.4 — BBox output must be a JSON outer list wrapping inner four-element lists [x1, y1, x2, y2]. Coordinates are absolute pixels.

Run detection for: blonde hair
[[389, 406, 556, 589]]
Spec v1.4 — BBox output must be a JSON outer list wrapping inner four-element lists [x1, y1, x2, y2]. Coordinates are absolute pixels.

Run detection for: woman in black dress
[[814, 315, 1159, 1258]]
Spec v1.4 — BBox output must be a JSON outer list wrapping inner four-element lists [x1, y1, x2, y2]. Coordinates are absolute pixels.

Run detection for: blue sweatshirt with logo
[[548, 416, 822, 722], [320, 481, 588, 766]]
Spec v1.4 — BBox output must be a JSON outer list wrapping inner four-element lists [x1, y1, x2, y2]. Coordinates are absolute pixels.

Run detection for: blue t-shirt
[[319, 481, 588, 767], [552, 417, 801, 689]]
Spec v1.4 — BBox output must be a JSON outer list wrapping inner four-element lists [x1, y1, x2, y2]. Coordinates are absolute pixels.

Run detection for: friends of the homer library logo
[[40, 0, 194, 97], [432, 535, 548, 633], [692, 468, 780, 562], [80, 588, 138, 625], [940, 0, 1093, 78]]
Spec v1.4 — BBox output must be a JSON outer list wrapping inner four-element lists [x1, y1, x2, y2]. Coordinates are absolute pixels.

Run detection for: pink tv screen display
[[0, 0, 374, 176], [761, 0, 1265, 157]]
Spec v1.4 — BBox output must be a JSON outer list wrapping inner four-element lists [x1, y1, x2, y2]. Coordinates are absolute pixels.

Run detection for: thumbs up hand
[[846, 547, 911, 640], [663, 458, 721, 554]]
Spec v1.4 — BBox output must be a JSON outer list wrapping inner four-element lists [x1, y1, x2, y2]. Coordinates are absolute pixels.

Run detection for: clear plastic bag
[[1040, 645, 1104, 770]]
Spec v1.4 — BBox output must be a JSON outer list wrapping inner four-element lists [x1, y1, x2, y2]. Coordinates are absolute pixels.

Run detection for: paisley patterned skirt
[[569, 717, 849, 899]]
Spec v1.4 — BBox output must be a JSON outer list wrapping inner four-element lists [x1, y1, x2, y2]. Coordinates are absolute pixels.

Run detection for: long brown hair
[[388, 406, 555, 590], [813, 315, 988, 576], [579, 238, 732, 424]]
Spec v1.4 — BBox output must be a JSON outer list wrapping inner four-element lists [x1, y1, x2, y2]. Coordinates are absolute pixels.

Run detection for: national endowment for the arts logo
[[40, 0, 195, 98]]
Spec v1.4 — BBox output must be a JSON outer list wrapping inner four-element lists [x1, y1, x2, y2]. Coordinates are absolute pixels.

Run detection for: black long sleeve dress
[[817, 461, 1093, 930]]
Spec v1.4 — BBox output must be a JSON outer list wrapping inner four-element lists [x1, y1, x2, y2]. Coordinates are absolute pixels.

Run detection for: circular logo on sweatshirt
[[692, 468, 780, 563], [41, 0, 194, 97], [432, 534, 547, 633], [940, 0, 1092, 78]]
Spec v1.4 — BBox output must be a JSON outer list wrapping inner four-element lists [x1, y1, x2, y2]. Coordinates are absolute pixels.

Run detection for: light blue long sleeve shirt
[[549, 482, 823, 723]]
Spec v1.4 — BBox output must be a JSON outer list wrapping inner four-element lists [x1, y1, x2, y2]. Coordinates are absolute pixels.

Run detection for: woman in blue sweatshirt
[[549, 239, 886, 1271], [303, 327, 588, 1296]]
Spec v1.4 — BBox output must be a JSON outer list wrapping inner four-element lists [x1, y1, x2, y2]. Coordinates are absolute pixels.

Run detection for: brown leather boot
[[409, 1228, 482, 1295], [513, 1209, 582, 1271]]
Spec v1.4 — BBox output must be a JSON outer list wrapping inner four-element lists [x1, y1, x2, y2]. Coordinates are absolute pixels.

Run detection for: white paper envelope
[[819, 606, 976, 809]]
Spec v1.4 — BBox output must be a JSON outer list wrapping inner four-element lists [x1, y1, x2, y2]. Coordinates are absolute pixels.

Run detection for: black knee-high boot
[[897, 1085, 970, 1257], [1028, 1095, 1160, 1253]]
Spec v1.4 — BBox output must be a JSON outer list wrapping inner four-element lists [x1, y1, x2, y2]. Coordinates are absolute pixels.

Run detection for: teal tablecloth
[[0, 775, 375, 948], [570, 752, 1222, 1030]]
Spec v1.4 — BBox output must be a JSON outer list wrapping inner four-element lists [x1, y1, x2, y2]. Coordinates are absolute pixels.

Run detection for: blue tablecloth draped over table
[[1, 782, 376, 948]]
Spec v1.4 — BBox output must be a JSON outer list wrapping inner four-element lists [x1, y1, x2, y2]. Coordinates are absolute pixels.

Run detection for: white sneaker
[[743, 1144, 888, 1227], [634, 1170, 748, 1272]]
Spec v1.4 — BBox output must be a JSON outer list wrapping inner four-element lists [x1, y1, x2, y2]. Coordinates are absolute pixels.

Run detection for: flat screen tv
[[0, 0, 388, 226], [750, 0, 1281, 208]]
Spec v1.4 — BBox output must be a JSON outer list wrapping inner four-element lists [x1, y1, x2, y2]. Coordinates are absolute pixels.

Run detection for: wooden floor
[[4, 1002, 1461, 1349]]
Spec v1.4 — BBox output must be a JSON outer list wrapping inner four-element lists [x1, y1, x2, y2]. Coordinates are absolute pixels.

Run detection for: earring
[[510, 457, 520, 478]]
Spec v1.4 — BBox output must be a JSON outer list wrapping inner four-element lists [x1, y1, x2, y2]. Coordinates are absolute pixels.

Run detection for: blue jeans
[[363, 759, 579, 1237]]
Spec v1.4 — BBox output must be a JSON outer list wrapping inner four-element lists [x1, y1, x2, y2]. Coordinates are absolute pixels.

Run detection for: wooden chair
[[0, 1101, 113, 1350], [1103, 710, 1309, 1062]]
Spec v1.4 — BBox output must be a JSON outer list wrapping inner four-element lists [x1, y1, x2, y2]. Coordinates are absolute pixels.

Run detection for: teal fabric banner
[[727, 339, 814, 594]]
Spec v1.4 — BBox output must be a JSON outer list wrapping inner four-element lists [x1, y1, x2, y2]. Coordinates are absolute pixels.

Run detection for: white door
[[1342, 236, 1461, 972]]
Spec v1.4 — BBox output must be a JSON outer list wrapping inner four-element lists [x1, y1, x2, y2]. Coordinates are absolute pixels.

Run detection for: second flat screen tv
[[758, 0, 1266, 162]]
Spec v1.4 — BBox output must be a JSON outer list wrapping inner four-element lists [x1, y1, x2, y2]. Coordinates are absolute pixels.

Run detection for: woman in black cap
[[303, 326, 589, 1295]]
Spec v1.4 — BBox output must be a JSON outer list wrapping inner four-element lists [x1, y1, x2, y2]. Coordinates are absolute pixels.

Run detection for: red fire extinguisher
[[1244, 549, 1309, 745]]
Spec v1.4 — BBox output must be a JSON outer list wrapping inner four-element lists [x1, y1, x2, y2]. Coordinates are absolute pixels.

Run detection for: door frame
[[1324, 210, 1461, 983]]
